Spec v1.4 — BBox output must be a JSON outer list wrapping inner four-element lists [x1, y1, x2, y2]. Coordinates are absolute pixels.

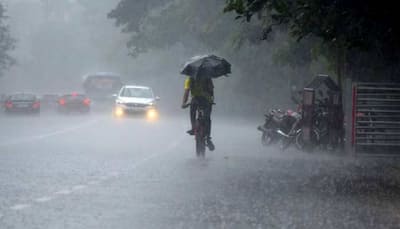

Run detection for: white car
[[113, 85, 160, 120]]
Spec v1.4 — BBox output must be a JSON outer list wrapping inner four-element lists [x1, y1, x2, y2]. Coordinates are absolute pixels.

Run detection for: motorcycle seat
[[272, 114, 285, 123]]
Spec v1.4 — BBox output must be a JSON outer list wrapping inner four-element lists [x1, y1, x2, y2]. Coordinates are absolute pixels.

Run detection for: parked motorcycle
[[257, 108, 284, 146], [276, 110, 302, 150], [257, 108, 302, 150]]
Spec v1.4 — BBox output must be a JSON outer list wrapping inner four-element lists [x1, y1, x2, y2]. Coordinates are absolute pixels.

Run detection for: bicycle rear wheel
[[195, 121, 206, 157]]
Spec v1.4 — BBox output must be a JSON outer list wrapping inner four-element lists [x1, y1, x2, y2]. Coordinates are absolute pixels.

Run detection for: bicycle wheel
[[195, 121, 206, 157]]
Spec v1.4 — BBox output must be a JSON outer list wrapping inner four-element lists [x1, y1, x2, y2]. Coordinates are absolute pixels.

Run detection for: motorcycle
[[257, 108, 284, 146], [257, 108, 302, 150], [276, 110, 302, 150]]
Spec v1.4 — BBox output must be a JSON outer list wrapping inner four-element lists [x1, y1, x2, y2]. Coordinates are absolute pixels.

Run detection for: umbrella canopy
[[181, 55, 231, 80]]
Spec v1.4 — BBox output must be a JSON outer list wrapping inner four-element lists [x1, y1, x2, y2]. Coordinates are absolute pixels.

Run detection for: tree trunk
[[336, 45, 346, 89]]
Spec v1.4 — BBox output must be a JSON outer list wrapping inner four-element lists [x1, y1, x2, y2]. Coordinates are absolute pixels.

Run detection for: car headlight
[[114, 106, 124, 117], [146, 108, 158, 121]]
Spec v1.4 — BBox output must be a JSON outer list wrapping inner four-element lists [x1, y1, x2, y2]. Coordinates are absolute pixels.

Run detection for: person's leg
[[205, 103, 212, 137], [187, 99, 197, 135], [204, 101, 214, 150]]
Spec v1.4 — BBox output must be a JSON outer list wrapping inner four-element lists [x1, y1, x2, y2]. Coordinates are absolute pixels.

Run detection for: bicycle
[[183, 102, 213, 157]]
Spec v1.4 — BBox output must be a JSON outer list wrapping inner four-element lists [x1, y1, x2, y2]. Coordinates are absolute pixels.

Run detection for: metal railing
[[353, 83, 400, 155]]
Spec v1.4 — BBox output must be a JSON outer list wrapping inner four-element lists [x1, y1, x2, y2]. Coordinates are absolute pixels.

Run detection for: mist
[[0, 0, 333, 118], [1, 1, 400, 228]]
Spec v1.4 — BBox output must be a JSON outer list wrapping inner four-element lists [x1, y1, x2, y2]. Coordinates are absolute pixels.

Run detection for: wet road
[[1, 111, 400, 228]]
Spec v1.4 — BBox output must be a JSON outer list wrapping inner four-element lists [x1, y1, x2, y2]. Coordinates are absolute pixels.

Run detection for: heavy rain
[[0, 0, 400, 228]]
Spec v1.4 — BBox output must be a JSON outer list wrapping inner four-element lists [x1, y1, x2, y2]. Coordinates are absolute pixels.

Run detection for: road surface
[[0, 111, 400, 228]]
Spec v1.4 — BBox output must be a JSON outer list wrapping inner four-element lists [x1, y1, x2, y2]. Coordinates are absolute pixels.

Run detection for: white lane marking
[[10, 204, 31, 211], [2, 134, 186, 218], [71, 185, 87, 191], [0, 119, 101, 147], [128, 135, 185, 171], [34, 196, 53, 203], [35, 119, 100, 139], [54, 189, 72, 195]]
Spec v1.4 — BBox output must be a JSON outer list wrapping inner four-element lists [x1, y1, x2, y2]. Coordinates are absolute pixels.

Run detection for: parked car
[[4, 93, 40, 114], [57, 93, 91, 114], [113, 85, 160, 120]]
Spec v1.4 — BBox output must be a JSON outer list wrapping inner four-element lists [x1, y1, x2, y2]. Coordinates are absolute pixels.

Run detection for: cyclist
[[181, 76, 215, 151]]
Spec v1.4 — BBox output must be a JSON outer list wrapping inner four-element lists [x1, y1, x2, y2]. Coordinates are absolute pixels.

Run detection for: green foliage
[[0, 4, 15, 76], [108, 0, 169, 32], [108, 0, 246, 56], [108, 0, 176, 56], [224, 0, 400, 62]]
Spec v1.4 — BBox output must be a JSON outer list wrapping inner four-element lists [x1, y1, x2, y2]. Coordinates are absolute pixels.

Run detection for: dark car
[[83, 72, 123, 101], [57, 93, 91, 113], [4, 93, 40, 114]]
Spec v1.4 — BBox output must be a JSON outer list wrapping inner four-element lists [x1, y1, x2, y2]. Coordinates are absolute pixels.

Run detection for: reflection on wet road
[[0, 112, 400, 228]]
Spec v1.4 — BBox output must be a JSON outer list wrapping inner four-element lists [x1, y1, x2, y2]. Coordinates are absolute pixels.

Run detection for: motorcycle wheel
[[279, 137, 292, 151], [261, 131, 274, 146], [295, 130, 319, 152]]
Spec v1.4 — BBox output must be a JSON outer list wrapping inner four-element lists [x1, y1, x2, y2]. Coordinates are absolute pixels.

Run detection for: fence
[[352, 83, 400, 155]]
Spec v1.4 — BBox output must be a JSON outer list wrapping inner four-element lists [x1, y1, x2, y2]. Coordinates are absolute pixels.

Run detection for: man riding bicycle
[[181, 76, 215, 151]]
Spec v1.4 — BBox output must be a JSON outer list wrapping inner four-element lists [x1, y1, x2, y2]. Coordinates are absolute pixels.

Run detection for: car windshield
[[83, 74, 123, 98], [120, 87, 153, 99], [61, 94, 86, 100]]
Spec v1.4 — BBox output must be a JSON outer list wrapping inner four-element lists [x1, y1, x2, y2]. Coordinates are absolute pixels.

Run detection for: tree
[[225, 0, 400, 52], [108, 0, 174, 55], [108, 0, 247, 56], [107, 0, 333, 113], [0, 3, 15, 76], [224, 0, 400, 84]]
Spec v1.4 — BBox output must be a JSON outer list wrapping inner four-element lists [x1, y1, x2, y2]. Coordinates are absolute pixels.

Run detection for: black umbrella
[[181, 55, 231, 80]]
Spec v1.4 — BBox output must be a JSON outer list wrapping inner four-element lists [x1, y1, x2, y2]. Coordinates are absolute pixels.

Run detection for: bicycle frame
[[183, 102, 207, 156], [194, 105, 207, 156]]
